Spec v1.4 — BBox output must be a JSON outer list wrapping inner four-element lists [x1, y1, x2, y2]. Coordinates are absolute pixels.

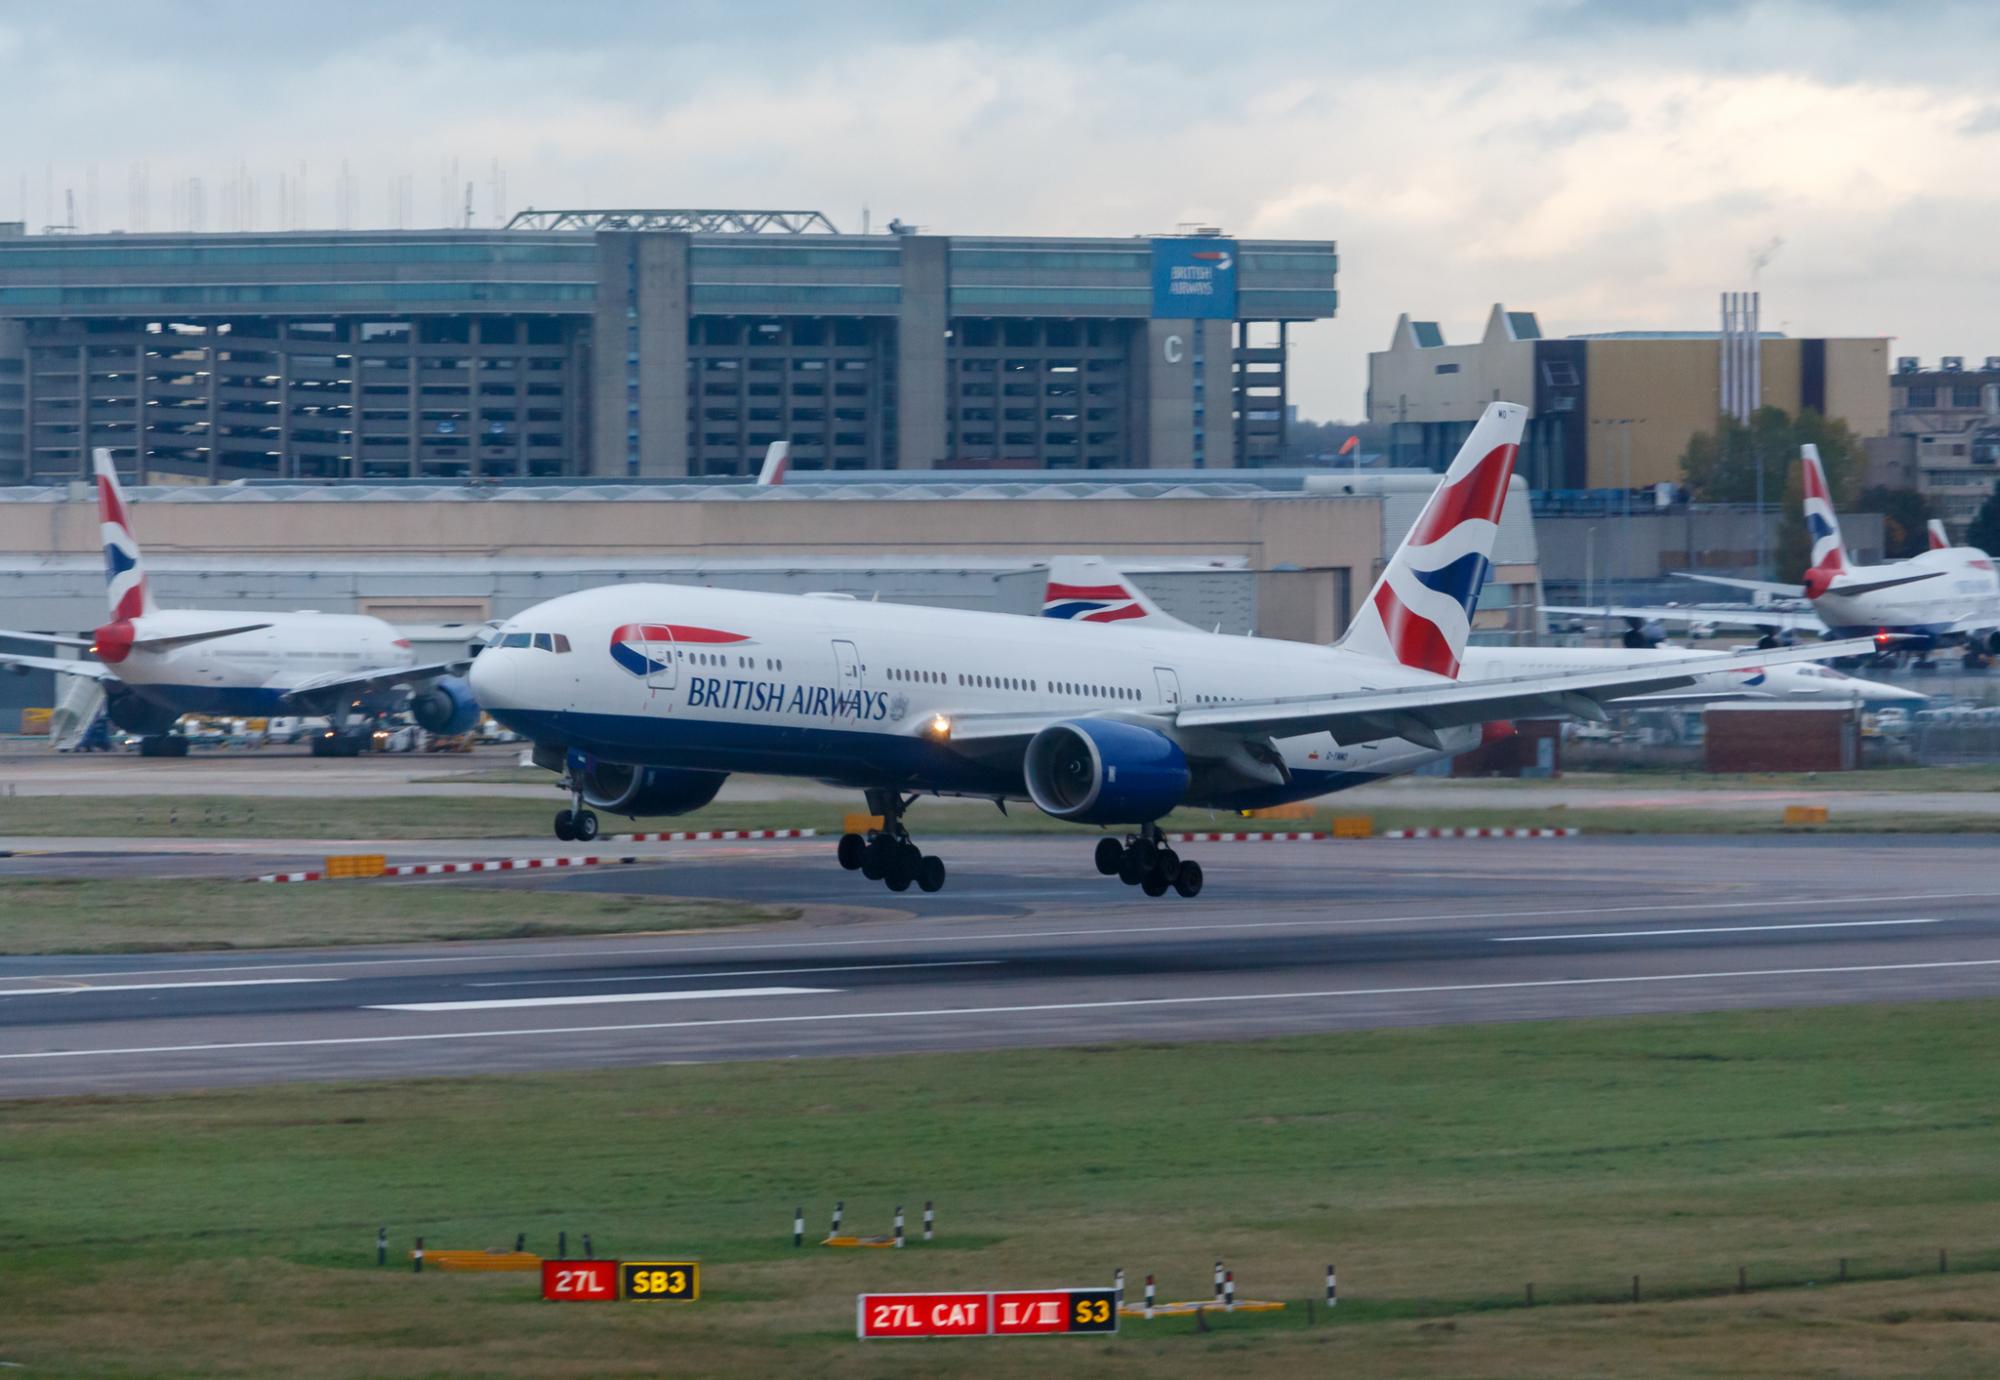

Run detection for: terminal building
[[1877, 354, 2000, 534], [0, 211, 1338, 484], [1367, 303, 1889, 493]]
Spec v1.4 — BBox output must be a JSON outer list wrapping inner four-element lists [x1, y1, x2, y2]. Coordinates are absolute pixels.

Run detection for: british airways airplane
[[0, 450, 479, 756], [468, 403, 1873, 898], [1549, 445, 2000, 659]]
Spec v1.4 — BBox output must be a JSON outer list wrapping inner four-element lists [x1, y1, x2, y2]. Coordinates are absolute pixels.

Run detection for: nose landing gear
[[552, 772, 599, 843], [1097, 823, 1203, 898], [836, 789, 947, 893]]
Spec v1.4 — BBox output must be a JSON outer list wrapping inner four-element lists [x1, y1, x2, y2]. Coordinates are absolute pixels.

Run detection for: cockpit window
[[532, 633, 554, 652], [493, 630, 570, 652], [552, 634, 571, 653]]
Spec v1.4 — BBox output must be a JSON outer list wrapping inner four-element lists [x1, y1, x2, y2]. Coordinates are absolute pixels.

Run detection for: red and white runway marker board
[[540, 1259, 618, 1301], [857, 1288, 1118, 1339]]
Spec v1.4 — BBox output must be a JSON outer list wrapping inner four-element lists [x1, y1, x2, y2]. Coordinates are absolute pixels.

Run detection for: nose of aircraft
[[466, 645, 513, 710]]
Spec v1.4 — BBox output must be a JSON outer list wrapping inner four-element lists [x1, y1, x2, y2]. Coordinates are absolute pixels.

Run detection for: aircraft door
[[644, 625, 676, 694], [1153, 666, 1182, 708], [832, 639, 864, 718]]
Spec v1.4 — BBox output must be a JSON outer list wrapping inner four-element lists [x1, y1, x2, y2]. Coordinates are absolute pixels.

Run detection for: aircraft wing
[[1827, 569, 1947, 598], [280, 660, 471, 707], [1169, 638, 1880, 747], [1674, 572, 1808, 599], [0, 627, 94, 649], [1543, 603, 1827, 634], [0, 650, 118, 681]]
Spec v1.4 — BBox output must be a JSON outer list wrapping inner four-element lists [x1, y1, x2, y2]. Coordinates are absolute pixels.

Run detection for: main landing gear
[[836, 789, 946, 894], [1096, 823, 1203, 899]]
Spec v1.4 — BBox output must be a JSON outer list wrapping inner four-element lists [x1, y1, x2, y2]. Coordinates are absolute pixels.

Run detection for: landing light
[[927, 714, 952, 741]]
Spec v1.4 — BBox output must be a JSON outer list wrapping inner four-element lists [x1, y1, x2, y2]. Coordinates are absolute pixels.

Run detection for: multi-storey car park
[[0, 210, 1337, 483]]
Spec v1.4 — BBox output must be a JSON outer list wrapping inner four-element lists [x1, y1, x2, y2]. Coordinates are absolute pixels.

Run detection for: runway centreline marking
[[465, 960, 1000, 988], [1495, 919, 1947, 943], [11, 890, 1994, 982], [0, 978, 336, 998], [8, 958, 2000, 1062], [367, 985, 836, 1013]]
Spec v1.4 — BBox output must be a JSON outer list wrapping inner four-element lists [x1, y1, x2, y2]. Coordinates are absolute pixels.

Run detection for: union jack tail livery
[[754, 440, 791, 487], [1336, 401, 1524, 679], [1042, 558, 1195, 629], [94, 449, 156, 622], [1800, 444, 1849, 593], [1928, 518, 1951, 552]]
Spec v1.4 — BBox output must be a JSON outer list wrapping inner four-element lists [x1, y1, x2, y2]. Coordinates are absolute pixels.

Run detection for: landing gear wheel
[[573, 810, 599, 843], [1094, 837, 1123, 876], [1172, 860, 1204, 898], [883, 843, 919, 892], [1117, 849, 1147, 886], [917, 854, 946, 893], [553, 809, 576, 842], [837, 833, 866, 871], [1155, 848, 1181, 883], [1141, 871, 1170, 898], [860, 836, 887, 880]]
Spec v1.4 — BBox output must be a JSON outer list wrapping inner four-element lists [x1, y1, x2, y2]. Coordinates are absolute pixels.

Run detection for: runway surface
[[4, 834, 1997, 1097]]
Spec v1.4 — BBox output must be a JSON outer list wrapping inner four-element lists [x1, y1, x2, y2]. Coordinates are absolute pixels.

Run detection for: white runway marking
[[11, 890, 1990, 982], [9, 957, 2000, 1062], [0, 978, 335, 997], [465, 960, 998, 988], [1495, 919, 1945, 943], [369, 985, 834, 1013]]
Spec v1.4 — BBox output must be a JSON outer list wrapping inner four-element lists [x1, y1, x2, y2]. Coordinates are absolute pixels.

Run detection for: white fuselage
[[105, 609, 414, 716], [1814, 548, 2000, 638], [470, 583, 1480, 807]]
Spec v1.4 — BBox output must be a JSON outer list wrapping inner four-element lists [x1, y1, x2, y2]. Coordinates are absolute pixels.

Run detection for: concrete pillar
[[1142, 320, 1195, 468], [894, 236, 949, 468], [1200, 318, 1236, 469], [590, 232, 636, 477], [634, 233, 689, 477]]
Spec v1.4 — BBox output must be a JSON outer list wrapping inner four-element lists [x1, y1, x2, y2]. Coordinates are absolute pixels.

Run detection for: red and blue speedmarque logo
[[609, 623, 752, 677]]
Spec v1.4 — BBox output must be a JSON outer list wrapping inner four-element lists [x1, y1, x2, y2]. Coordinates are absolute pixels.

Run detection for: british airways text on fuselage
[[684, 675, 893, 721]]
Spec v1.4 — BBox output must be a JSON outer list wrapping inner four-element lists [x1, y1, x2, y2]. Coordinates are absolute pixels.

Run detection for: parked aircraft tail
[[94, 448, 157, 621], [1800, 444, 1850, 594], [754, 441, 791, 487], [1928, 518, 1950, 552], [1041, 557, 1198, 630]]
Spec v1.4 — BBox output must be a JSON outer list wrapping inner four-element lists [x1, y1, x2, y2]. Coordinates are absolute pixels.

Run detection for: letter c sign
[[1163, 334, 1185, 365]]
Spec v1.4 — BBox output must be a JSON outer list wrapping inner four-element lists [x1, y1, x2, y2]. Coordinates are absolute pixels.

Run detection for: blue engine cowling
[[580, 761, 729, 818], [410, 676, 481, 736], [1024, 719, 1190, 825]]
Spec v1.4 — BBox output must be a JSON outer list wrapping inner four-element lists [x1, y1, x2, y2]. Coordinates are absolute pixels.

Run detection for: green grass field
[[0, 879, 793, 954], [4, 792, 1998, 840], [3, 1002, 1997, 1377]]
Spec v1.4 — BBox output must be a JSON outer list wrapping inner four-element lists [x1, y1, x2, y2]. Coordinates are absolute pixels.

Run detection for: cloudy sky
[[3, 0, 1996, 419]]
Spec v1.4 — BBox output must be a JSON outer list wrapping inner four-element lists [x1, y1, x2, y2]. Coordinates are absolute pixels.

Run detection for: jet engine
[[1621, 616, 1667, 650], [578, 761, 728, 817], [104, 686, 180, 736], [410, 675, 481, 736], [1024, 719, 1190, 825]]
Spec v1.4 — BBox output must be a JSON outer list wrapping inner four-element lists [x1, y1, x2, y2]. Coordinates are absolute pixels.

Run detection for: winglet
[[1042, 557, 1197, 630], [1800, 444, 1849, 593], [1928, 518, 1950, 552], [754, 441, 790, 487], [94, 448, 156, 621], [1336, 401, 1525, 679]]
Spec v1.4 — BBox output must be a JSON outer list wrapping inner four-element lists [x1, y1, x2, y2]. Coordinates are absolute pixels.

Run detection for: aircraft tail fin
[[1928, 517, 1950, 552], [1042, 558, 1198, 630], [1335, 401, 1525, 678], [1800, 444, 1850, 585], [754, 441, 790, 487], [93, 448, 156, 621]]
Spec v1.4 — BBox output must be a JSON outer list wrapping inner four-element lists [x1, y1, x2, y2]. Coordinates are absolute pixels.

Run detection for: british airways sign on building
[[1151, 237, 1238, 320]]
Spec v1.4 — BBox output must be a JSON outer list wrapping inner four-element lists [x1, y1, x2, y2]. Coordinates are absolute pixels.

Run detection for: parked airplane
[[1041, 559, 1925, 705], [0, 450, 480, 756], [1929, 518, 1951, 552], [754, 441, 790, 487], [467, 403, 1874, 898], [1547, 445, 2000, 659]]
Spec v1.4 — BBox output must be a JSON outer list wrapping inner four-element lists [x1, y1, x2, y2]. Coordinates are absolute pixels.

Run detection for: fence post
[[894, 1205, 904, 1249], [1114, 1267, 1124, 1308], [1327, 1263, 1337, 1309], [1212, 1259, 1224, 1302], [413, 1236, 424, 1274], [793, 1207, 803, 1248], [830, 1200, 843, 1239], [1144, 1274, 1156, 1319], [923, 1201, 934, 1242]]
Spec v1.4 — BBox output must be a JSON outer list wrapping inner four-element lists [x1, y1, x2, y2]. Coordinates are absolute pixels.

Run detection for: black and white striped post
[[1224, 1270, 1236, 1310], [1213, 1259, 1224, 1301], [1113, 1267, 1124, 1307], [1144, 1274, 1156, 1319], [376, 1226, 386, 1267], [894, 1205, 905, 1249], [1326, 1263, 1337, 1309], [830, 1201, 843, 1239], [413, 1236, 424, 1274], [793, 1207, 804, 1247], [923, 1201, 934, 1242]]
